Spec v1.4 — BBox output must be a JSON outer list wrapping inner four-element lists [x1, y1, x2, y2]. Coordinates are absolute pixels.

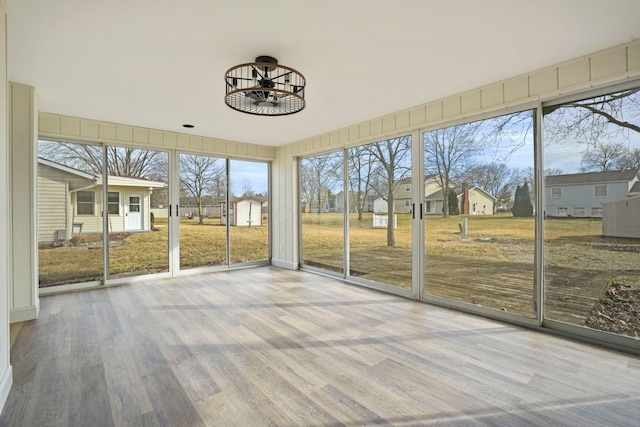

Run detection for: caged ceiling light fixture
[[224, 56, 306, 116]]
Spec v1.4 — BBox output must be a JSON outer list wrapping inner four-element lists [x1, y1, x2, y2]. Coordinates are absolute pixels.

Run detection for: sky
[[229, 159, 269, 196]]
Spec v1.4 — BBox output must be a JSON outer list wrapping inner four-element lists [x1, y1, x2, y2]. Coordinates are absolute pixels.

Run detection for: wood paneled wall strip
[[38, 112, 277, 160], [289, 39, 640, 156]]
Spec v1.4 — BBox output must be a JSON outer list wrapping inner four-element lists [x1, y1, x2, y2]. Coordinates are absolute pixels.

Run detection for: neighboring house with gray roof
[[544, 169, 640, 217]]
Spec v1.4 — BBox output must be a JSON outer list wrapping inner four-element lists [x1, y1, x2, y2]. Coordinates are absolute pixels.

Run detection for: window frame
[[551, 187, 562, 198], [594, 185, 607, 197], [107, 191, 120, 215], [76, 190, 96, 215]]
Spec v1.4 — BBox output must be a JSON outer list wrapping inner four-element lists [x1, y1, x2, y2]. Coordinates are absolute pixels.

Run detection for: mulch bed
[[584, 282, 640, 339]]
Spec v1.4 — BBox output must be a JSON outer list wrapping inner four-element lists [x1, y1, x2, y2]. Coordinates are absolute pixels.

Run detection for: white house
[[374, 176, 496, 215], [38, 158, 167, 243], [544, 169, 640, 217]]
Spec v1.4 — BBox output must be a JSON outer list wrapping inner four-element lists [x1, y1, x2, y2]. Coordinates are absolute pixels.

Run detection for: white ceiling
[[7, 0, 640, 147]]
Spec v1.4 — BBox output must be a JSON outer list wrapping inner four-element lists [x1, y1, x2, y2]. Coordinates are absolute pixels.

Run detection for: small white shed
[[221, 197, 264, 227], [602, 195, 640, 238]]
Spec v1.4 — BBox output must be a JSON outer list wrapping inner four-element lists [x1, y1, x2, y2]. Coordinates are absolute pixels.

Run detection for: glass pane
[[300, 152, 344, 273], [37, 140, 104, 287], [543, 87, 640, 338], [107, 146, 169, 279], [348, 136, 412, 289], [179, 153, 227, 269], [229, 160, 269, 264], [424, 111, 536, 316]]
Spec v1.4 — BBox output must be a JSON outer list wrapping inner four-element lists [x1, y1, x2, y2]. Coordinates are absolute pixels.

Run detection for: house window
[[557, 207, 568, 216], [108, 191, 120, 215], [551, 187, 562, 198], [404, 200, 411, 207], [405, 184, 411, 192], [595, 185, 607, 197], [591, 207, 602, 216], [573, 207, 585, 216], [76, 190, 95, 215], [426, 201, 432, 212]]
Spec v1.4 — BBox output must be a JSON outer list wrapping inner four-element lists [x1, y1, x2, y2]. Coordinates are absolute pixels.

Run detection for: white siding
[[37, 170, 67, 242], [466, 189, 495, 215]]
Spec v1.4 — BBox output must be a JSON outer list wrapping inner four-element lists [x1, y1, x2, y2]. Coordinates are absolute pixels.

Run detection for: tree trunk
[[386, 196, 395, 247], [442, 178, 450, 218], [197, 201, 204, 225]]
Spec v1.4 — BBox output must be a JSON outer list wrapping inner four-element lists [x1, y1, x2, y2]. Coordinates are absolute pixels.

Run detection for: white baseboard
[[0, 366, 12, 413], [271, 259, 298, 270], [10, 305, 38, 323]]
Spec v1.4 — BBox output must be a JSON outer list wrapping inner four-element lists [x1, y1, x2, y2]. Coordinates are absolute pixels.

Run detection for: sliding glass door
[[543, 87, 640, 339], [178, 153, 228, 270], [422, 111, 536, 316], [107, 146, 170, 280], [37, 140, 104, 287], [37, 141, 270, 288], [229, 159, 270, 264], [299, 151, 344, 274], [348, 137, 412, 289], [299, 136, 413, 291]]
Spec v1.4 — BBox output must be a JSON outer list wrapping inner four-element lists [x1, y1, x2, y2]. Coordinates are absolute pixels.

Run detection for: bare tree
[[241, 178, 255, 197], [348, 145, 378, 219], [180, 155, 225, 224], [39, 141, 163, 178], [365, 136, 411, 247], [580, 141, 629, 172], [300, 153, 342, 213], [543, 89, 640, 145], [424, 122, 483, 217], [617, 147, 640, 170]]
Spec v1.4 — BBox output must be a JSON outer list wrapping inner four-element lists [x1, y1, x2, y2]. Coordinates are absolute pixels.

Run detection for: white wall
[[271, 39, 640, 269], [0, 0, 13, 411], [9, 82, 38, 323], [271, 144, 298, 269]]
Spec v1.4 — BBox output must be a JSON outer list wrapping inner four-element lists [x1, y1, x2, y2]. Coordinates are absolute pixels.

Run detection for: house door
[[125, 193, 143, 230]]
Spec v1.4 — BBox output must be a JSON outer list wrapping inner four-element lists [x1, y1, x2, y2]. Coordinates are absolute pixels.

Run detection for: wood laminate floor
[[2, 266, 640, 426]]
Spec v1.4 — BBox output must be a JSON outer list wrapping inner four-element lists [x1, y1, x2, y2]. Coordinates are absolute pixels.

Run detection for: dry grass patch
[[39, 219, 269, 286]]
